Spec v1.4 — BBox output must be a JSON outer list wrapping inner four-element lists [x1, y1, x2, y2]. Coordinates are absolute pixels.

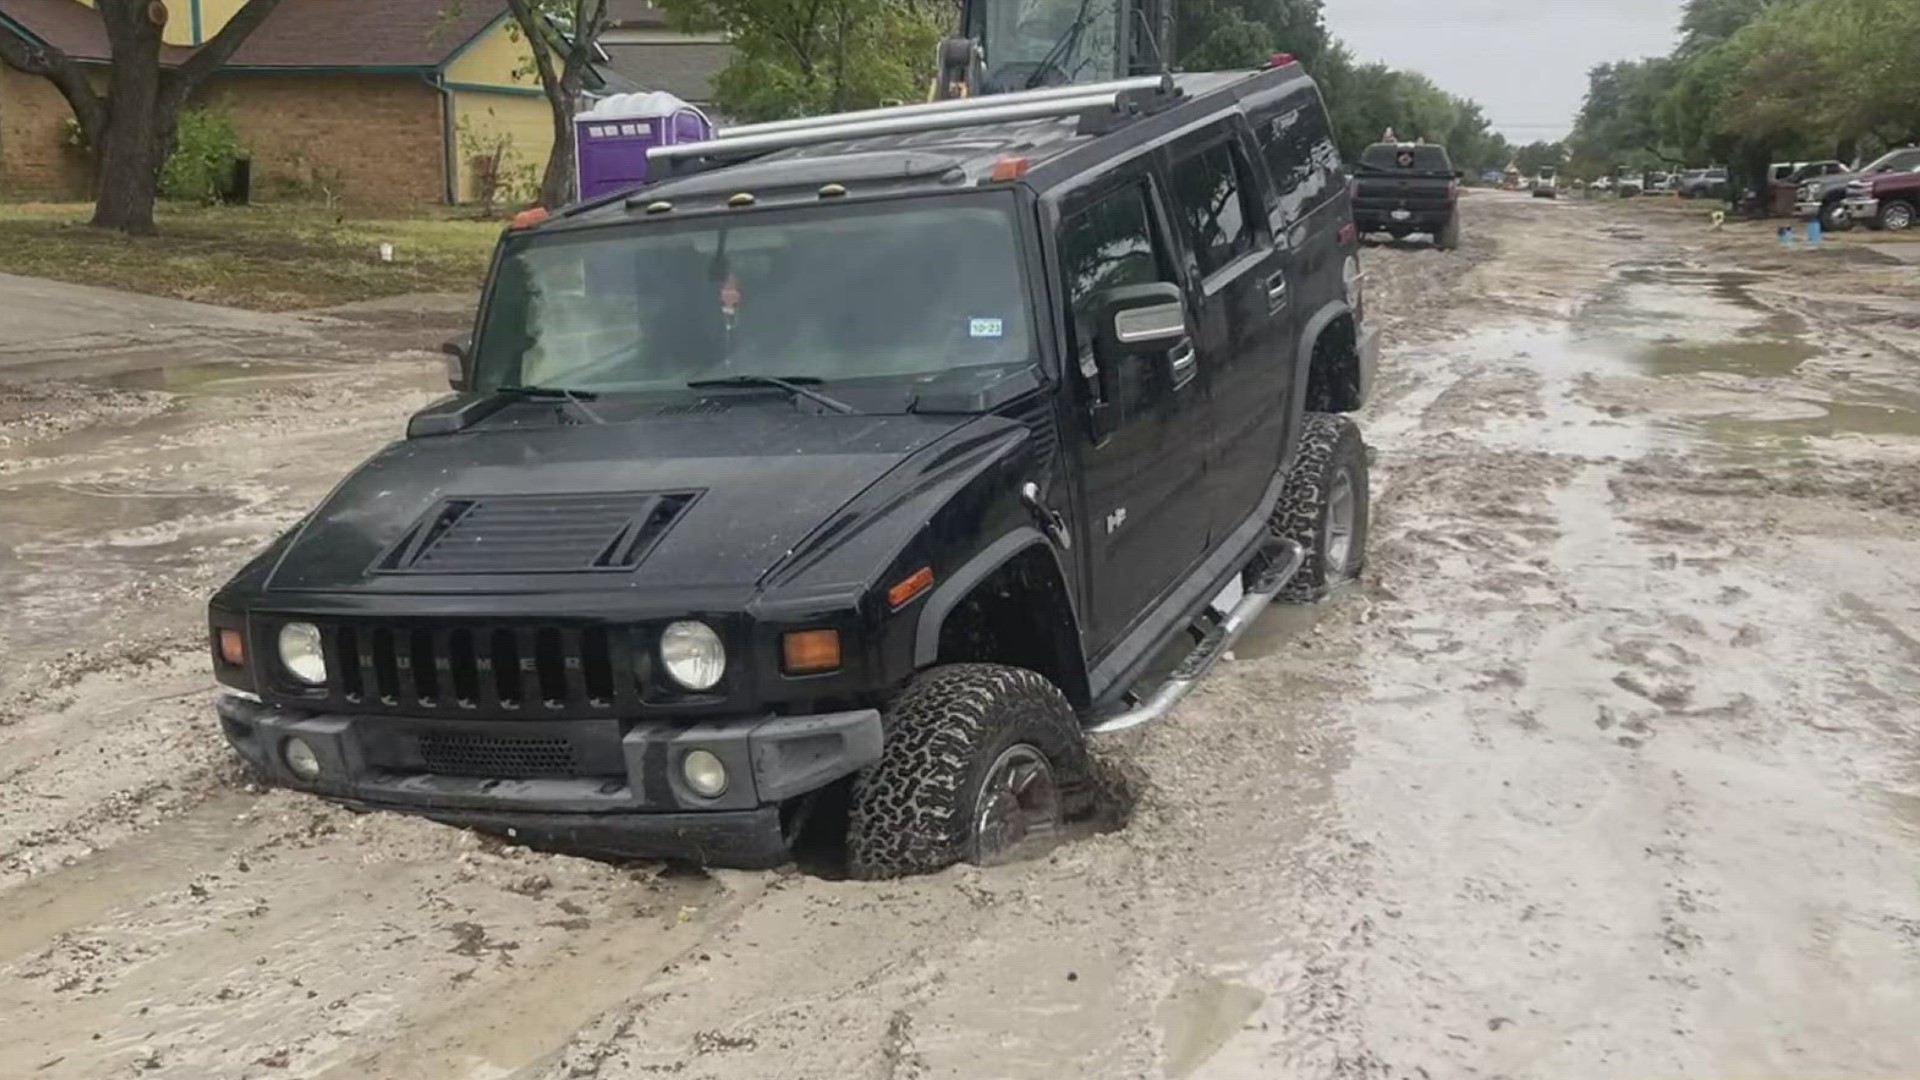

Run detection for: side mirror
[[440, 336, 472, 392], [1095, 282, 1188, 362], [1083, 283, 1190, 440]]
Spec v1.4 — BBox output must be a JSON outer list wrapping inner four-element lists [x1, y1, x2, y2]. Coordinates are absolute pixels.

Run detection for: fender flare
[[1292, 299, 1356, 416], [912, 527, 1078, 669]]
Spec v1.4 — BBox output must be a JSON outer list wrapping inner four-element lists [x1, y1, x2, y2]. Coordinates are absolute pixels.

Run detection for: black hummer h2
[[1349, 142, 1462, 249], [207, 61, 1378, 878]]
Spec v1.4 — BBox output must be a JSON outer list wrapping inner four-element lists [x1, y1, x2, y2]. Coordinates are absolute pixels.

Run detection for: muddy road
[[3, 195, 1919, 1079]]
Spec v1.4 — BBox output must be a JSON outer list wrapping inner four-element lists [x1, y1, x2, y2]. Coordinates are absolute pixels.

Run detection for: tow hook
[[1020, 482, 1071, 550]]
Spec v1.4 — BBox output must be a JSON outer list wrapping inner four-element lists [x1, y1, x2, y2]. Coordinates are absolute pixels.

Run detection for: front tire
[[1820, 198, 1854, 232], [1879, 200, 1915, 232], [1268, 413, 1370, 601], [847, 664, 1089, 879]]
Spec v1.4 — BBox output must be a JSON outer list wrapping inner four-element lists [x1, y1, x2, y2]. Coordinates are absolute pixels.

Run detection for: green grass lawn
[[0, 201, 503, 311]]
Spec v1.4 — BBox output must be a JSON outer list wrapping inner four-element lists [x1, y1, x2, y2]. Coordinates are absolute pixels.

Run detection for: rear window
[[1361, 144, 1452, 172]]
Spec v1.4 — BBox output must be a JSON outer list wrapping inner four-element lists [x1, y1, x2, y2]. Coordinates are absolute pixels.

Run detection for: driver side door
[[1056, 166, 1214, 657]]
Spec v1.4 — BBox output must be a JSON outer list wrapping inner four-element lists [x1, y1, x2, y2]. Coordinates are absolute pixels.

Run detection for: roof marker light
[[818, 183, 848, 198], [727, 192, 757, 208], [990, 157, 1031, 182], [509, 206, 549, 230], [643, 199, 673, 214], [1269, 52, 1297, 67]]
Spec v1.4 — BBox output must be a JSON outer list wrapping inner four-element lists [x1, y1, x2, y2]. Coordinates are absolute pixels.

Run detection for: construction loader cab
[[938, 0, 1175, 98], [206, 63, 1378, 879]]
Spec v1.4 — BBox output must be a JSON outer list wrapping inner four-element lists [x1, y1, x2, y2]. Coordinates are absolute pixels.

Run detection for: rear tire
[[1267, 413, 1370, 602], [847, 664, 1088, 880], [1435, 211, 1461, 250]]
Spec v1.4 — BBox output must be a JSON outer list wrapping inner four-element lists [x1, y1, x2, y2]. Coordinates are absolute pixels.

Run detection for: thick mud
[[3, 196, 1919, 1078]]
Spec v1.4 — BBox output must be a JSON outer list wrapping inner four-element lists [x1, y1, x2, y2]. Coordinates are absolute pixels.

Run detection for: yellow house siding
[[449, 89, 552, 203], [443, 16, 541, 92], [194, 0, 251, 42]]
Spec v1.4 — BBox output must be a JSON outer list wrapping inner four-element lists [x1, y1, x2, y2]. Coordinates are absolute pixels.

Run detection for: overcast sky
[[1322, 0, 1686, 142]]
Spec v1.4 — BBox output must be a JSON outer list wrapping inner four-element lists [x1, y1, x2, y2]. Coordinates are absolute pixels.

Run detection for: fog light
[[283, 737, 322, 781], [681, 749, 728, 798]]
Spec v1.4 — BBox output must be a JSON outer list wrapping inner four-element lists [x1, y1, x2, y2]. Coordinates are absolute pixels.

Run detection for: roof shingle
[[0, 0, 507, 69]]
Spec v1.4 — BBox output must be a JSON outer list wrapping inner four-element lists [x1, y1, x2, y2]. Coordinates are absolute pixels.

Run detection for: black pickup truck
[[1349, 142, 1461, 249]]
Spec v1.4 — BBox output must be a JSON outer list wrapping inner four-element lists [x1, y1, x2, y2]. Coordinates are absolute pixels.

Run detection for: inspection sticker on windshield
[[969, 318, 1004, 339]]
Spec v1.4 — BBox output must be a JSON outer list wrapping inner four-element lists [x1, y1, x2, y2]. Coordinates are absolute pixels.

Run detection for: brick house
[[0, 0, 563, 205]]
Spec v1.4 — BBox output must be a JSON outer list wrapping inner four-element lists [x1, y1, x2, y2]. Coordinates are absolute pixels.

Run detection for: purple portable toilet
[[574, 92, 713, 203]]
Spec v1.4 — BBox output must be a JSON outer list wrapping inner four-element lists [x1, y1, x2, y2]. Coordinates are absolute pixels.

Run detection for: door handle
[[1168, 339, 1197, 389], [1265, 271, 1289, 308]]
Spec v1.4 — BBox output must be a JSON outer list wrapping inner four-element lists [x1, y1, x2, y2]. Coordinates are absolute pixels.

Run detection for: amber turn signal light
[[782, 629, 842, 675], [217, 628, 246, 667], [887, 566, 935, 609]]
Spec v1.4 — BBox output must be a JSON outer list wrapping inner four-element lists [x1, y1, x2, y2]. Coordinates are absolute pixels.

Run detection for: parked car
[[1846, 168, 1920, 231], [1532, 166, 1559, 199], [203, 61, 1379, 877], [1645, 171, 1672, 192], [1678, 167, 1729, 199], [1350, 141, 1462, 248], [1618, 173, 1645, 197], [1798, 147, 1920, 231], [1592, 176, 1615, 192]]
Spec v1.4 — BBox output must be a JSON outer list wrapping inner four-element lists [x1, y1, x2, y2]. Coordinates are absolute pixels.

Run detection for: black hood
[[265, 409, 980, 595]]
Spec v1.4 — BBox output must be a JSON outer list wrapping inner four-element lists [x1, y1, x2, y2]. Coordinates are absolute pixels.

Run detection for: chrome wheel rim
[[1887, 204, 1913, 231], [1325, 467, 1356, 576], [972, 744, 1060, 865]]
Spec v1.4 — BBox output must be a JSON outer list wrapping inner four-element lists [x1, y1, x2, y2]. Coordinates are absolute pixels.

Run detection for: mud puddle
[[91, 359, 338, 396]]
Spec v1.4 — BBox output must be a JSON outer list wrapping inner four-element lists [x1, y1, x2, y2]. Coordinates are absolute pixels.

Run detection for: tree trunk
[[89, 0, 167, 234], [539, 87, 576, 209]]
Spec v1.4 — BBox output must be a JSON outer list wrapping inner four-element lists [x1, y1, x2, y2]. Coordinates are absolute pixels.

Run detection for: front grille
[[322, 622, 632, 717], [416, 733, 577, 778]]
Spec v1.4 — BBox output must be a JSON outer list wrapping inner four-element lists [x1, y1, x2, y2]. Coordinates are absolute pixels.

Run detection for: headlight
[[660, 621, 725, 690], [277, 622, 327, 686]]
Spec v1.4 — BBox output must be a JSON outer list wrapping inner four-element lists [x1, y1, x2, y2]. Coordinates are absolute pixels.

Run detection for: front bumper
[[1795, 199, 1827, 219], [217, 695, 882, 866], [1844, 197, 1879, 221]]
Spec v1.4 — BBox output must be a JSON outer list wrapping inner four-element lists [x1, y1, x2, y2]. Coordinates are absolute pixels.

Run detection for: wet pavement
[[2, 195, 1919, 1078]]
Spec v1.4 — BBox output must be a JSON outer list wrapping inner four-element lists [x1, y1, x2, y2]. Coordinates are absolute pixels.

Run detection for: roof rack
[[647, 74, 1182, 171], [715, 75, 1169, 140]]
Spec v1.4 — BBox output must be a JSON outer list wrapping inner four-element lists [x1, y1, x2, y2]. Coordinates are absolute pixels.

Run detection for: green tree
[[659, 0, 945, 121], [1178, 0, 1331, 72], [0, 0, 289, 234]]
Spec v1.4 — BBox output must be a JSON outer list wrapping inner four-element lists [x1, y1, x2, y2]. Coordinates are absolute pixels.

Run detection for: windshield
[[472, 199, 1035, 395], [1361, 145, 1452, 172], [980, 0, 1120, 82]]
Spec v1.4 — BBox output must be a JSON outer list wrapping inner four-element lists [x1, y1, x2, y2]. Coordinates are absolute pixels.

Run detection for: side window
[[1058, 179, 1177, 370], [1168, 141, 1257, 278], [1256, 96, 1341, 227]]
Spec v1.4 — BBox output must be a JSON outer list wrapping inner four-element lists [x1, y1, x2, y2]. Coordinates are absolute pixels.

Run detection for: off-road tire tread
[[1268, 412, 1369, 602], [847, 664, 1088, 880]]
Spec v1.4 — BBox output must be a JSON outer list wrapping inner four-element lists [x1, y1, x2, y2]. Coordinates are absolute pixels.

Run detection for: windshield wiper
[[686, 374, 856, 415], [494, 384, 606, 425]]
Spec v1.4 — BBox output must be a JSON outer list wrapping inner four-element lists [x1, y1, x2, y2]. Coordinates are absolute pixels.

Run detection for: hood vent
[[374, 491, 700, 575]]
